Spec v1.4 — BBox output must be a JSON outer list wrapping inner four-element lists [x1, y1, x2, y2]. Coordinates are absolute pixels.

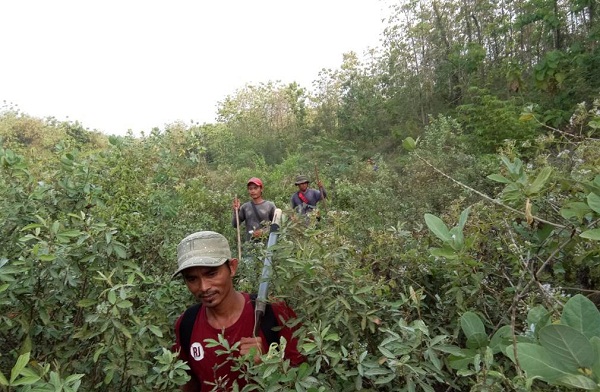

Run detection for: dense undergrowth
[[1, 96, 600, 391], [2, 0, 600, 386]]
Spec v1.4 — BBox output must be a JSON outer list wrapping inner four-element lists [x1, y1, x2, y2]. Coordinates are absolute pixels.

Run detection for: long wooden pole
[[314, 164, 327, 211], [234, 195, 242, 261]]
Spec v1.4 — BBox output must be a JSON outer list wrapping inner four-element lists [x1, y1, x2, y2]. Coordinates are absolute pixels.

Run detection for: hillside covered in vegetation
[[1, 0, 600, 390]]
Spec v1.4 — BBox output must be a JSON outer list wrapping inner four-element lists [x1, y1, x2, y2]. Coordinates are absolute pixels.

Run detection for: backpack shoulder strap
[[179, 296, 279, 354], [250, 202, 264, 224], [179, 303, 202, 356], [297, 191, 310, 205], [249, 294, 280, 347]]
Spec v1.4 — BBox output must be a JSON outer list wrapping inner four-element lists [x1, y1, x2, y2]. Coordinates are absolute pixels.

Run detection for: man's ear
[[228, 258, 239, 277]]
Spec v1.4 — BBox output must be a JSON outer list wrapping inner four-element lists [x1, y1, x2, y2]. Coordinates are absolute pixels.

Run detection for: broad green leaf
[[51, 221, 60, 235], [539, 324, 595, 370], [560, 202, 592, 221], [10, 375, 41, 386], [352, 295, 366, 306], [505, 343, 568, 381], [50, 372, 61, 387], [426, 347, 442, 370], [38, 254, 56, 262], [429, 247, 458, 259], [527, 305, 551, 336], [20, 223, 44, 231], [77, 298, 98, 307], [561, 294, 600, 340], [580, 229, 600, 241], [113, 244, 127, 259], [525, 167, 552, 195], [489, 325, 513, 354], [519, 113, 535, 121], [502, 183, 523, 203], [448, 349, 477, 370], [429, 334, 448, 346], [554, 374, 597, 390], [501, 156, 523, 178], [433, 345, 466, 356], [0, 371, 7, 386], [378, 346, 395, 359], [116, 300, 133, 309], [325, 332, 340, 341], [148, 325, 163, 337], [587, 193, 600, 214], [486, 174, 512, 184], [65, 373, 85, 384], [107, 290, 116, 304], [57, 230, 82, 238], [424, 214, 451, 243], [364, 368, 391, 376], [457, 207, 471, 230], [10, 352, 30, 383], [402, 137, 416, 151], [460, 312, 488, 349], [448, 227, 464, 251]]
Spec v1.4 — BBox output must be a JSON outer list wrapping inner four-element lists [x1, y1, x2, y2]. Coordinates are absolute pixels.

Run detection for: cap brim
[[171, 256, 228, 278], [295, 181, 309, 185]]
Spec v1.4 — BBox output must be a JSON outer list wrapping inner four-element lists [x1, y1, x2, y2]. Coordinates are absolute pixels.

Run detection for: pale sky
[[1, 1, 387, 135]]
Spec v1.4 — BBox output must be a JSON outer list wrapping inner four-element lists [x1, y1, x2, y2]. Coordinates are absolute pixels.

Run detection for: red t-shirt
[[173, 292, 304, 391]]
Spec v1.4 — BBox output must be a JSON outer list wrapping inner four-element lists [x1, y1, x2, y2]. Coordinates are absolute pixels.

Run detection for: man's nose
[[196, 278, 209, 294]]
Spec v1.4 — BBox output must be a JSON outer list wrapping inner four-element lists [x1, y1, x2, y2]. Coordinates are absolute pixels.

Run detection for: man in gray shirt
[[291, 175, 326, 215], [232, 177, 276, 242]]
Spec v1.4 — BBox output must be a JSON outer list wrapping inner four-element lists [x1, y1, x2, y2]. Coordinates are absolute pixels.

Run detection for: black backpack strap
[[250, 202, 264, 227], [179, 296, 280, 360], [250, 294, 280, 347], [179, 303, 202, 358]]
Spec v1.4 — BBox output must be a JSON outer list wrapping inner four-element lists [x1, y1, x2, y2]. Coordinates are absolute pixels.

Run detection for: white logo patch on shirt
[[190, 342, 204, 361]]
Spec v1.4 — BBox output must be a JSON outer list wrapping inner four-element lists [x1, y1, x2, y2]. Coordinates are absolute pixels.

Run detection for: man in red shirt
[[172, 231, 304, 391]]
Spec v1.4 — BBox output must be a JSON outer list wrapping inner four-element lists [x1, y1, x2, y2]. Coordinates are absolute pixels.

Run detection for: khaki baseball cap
[[172, 231, 231, 278]]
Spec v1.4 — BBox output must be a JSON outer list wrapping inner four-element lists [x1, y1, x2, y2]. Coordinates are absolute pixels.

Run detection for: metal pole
[[253, 208, 282, 337]]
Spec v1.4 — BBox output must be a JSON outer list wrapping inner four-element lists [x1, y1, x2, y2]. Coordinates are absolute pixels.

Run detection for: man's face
[[297, 182, 309, 192], [182, 261, 238, 308], [247, 184, 262, 199]]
